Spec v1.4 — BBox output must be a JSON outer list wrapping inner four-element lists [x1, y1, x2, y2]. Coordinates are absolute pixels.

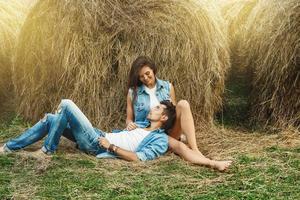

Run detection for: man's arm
[[98, 137, 138, 161], [113, 147, 138, 161]]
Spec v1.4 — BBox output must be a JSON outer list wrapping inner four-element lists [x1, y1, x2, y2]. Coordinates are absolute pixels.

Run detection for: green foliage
[[0, 118, 299, 199]]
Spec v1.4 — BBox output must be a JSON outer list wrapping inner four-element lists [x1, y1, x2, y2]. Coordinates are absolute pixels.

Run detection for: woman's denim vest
[[131, 78, 171, 128]]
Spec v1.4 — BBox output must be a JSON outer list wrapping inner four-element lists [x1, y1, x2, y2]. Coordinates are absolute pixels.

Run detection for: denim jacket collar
[[135, 128, 165, 149], [137, 77, 165, 95]]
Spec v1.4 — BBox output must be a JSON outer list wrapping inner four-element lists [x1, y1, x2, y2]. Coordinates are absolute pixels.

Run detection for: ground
[[0, 116, 299, 199]]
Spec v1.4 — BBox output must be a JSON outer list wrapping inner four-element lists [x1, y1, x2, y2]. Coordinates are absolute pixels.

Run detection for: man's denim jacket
[[96, 128, 168, 161]]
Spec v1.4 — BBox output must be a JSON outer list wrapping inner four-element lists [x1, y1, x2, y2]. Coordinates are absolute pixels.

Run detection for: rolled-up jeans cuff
[[41, 146, 54, 155], [3, 144, 13, 153]]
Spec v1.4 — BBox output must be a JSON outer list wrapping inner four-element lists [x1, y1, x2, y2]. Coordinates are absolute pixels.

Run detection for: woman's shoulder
[[156, 77, 169, 83], [156, 78, 171, 90]]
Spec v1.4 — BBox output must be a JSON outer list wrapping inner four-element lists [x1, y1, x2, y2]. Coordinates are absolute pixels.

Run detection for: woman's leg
[[169, 100, 200, 152], [43, 99, 102, 154], [168, 137, 232, 171], [4, 113, 58, 151]]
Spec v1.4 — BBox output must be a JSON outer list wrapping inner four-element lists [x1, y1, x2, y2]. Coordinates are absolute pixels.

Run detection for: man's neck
[[144, 121, 162, 131]]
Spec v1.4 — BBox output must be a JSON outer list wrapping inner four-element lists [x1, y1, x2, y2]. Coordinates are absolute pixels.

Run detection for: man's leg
[[43, 99, 103, 154], [62, 126, 76, 142], [3, 113, 58, 152]]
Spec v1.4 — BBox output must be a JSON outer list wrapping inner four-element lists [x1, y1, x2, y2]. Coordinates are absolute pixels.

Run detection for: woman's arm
[[170, 83, 177, 105], [126, 91, 134, 125], [126, 91, 137, 130]]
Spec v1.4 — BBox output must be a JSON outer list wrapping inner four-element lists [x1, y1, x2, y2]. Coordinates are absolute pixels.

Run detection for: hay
[[14, 0, 229, 130], [196, 125, 300, 159], [219, 0, 258, 65], [0, 0, 29, 113], [242, 0, 300, 129], [218, 0, 299, 130]]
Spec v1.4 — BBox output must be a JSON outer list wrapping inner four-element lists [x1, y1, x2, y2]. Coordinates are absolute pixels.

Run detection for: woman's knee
[[177, 100, 190, 110]]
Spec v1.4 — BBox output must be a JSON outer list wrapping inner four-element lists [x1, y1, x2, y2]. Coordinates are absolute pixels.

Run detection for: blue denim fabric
[[6, 113, 59, 151], [5, 99, 168, 161], [96, 128, 168, 161], [132, 78, 171, 128], [6, 99, 106, 155]]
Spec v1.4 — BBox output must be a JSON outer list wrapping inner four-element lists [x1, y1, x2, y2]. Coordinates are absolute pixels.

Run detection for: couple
[[0, 56, 231, 171]]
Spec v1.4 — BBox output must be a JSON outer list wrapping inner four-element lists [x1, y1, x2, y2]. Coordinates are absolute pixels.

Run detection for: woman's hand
[[98, 137, 110, 149], [126, 121, 138, 131]]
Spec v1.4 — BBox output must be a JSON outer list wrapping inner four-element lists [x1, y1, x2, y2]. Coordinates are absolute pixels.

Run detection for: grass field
[[0, 115, 299, 199]]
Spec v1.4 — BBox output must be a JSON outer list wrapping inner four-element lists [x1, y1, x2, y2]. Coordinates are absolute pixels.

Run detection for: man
[[0, 99, 176, 161]]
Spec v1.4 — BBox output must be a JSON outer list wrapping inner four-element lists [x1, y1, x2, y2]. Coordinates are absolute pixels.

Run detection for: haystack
[[14, 0, 229, 129], [219, 0, 258, 65], [0, 0, 29, 113], [242, 0, 300, 128]]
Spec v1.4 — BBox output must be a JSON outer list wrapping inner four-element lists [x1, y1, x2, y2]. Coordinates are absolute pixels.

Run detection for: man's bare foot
[[213, 160, 232, 172], [0, 146, 5, 154], [0, 144, 12, 155]]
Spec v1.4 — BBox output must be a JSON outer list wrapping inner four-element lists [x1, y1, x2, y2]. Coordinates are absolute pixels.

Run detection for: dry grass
[[217, 0, 300, 130], [242, 0, 300, 129], [13, 0, 229, 130], [7, 124, 299, 170], [196, 124, 300, 160], [0, 0, 30, 114], [219, 0, 258, 67]]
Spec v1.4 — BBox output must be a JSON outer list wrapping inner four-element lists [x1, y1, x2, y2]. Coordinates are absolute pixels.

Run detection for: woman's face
[[138, 65, 156, 88]]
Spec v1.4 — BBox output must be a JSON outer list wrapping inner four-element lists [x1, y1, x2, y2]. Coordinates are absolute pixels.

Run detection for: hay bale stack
[[14, 0, 229, 129], [219, 0, 258, 65], [242, 0, 300, 128], [0, 0, 29, 112]]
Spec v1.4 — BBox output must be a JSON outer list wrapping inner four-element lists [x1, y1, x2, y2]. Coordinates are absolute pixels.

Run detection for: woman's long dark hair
[[127, 56, 157, 101]]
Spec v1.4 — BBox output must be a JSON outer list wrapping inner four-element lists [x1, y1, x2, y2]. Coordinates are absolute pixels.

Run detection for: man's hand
[[98, 137, 138, 161], [126, 121, 138, 131], [98, 137, 110, 149]]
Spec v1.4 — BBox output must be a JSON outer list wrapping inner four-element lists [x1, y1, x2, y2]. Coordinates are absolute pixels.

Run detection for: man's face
[[147, 104, 167, 122]]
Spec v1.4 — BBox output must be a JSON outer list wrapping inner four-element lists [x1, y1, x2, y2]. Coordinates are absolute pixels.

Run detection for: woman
[[126, 56, 232, 171]]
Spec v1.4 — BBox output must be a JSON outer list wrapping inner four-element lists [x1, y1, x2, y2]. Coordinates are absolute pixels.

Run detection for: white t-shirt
[[105, 128, 150, 152], [144, 85, 160, 109]]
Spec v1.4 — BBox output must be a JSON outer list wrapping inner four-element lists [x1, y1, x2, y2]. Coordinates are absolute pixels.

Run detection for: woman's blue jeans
[[5, 99, 106, 155]]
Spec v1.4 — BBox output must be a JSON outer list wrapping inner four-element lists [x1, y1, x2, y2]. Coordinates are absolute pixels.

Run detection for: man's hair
[[160, 100, 176, 133]]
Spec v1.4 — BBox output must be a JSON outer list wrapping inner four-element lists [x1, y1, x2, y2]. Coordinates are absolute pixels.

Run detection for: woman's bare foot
[[213, 160, 232, 172]]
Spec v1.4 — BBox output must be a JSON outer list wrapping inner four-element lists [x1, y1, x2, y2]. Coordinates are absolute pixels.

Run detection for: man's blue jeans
[[5, 99, 106, 155]]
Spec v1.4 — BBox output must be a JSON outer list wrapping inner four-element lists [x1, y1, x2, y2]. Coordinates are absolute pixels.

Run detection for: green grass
[[215, 64, 253, 130], [0, 117, 299, 199]]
